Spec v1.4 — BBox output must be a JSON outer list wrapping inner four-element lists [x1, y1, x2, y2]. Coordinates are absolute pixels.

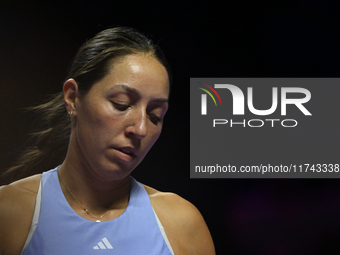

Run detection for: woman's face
[[73, 54, 169, 181]]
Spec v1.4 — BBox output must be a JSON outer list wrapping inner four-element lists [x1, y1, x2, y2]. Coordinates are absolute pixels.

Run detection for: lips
[[114, 147, 137, 162], [120, 148, 133, 155]]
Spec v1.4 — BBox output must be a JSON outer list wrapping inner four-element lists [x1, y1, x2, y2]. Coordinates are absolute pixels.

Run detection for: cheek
[[76, 107, 115, 145], [78, 97, 115, 128]]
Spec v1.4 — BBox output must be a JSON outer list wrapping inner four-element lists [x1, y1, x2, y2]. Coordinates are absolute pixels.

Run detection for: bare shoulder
[[143, 185, 215, 255], [0, 174, 41, 255]]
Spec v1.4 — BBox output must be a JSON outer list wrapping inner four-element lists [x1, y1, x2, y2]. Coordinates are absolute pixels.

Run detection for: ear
[[63, 78, 79, 117]]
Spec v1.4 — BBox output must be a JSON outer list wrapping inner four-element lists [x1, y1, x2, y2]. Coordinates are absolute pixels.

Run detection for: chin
[[99, 164, 135, 181]]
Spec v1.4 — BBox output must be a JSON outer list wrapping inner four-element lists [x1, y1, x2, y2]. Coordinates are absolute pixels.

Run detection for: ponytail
[[1, 93, 70, 184]]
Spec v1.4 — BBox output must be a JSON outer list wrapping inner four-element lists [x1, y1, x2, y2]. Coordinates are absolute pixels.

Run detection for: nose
[[125, 109, 148, 139]]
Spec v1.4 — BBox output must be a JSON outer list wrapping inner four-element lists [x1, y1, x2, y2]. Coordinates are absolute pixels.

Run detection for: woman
[[0, 27, 215, 254]]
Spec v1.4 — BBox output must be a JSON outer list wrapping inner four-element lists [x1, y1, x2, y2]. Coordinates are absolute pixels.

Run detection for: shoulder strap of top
[[152, 208, 175, 255], [20, 178, 42, 255]]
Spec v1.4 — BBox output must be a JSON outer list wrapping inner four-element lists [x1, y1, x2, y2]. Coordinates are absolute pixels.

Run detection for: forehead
[[90, 54, 170, 98]]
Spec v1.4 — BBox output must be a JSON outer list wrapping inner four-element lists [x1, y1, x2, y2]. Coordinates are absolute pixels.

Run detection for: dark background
[[1, 1, 340, 254]]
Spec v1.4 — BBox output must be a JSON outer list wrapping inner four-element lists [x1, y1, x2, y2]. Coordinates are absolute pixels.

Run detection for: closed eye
[[112, 102, 130, 111], [148, 114, 161, 125]]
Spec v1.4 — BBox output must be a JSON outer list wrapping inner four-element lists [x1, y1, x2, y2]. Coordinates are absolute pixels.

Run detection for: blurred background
[[1, 1, 340, 254]]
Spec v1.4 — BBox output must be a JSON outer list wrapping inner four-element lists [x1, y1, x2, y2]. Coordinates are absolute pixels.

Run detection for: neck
[[58, 159, 131, 219]]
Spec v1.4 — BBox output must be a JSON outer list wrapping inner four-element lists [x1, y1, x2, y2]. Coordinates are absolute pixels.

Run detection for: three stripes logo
[[93, 237, 113, 250], [197, 82, 222, 115]]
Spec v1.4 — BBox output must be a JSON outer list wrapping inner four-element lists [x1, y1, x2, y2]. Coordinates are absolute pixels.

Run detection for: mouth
[[114, 147, 137, 161], [118, 148, 136, 157]]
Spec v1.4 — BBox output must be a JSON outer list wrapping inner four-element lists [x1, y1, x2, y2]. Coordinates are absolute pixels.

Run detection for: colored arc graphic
[[202, 83, 222, 106], [197, 82, 223, 106], [199, 88, 217, 106]]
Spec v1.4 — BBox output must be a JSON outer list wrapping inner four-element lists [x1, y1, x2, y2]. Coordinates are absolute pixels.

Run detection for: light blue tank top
[[21, 167, 174, 255]]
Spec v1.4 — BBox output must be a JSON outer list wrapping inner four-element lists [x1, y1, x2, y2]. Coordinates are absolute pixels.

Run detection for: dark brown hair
[[1, 27, 171, 184]]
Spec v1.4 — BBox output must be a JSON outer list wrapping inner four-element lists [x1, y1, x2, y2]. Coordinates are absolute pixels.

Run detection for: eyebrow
[[109, 84, 169, 103]]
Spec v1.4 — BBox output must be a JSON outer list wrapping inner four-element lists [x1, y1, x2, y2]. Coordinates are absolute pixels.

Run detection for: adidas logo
[[93, 237, 113, 250]]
